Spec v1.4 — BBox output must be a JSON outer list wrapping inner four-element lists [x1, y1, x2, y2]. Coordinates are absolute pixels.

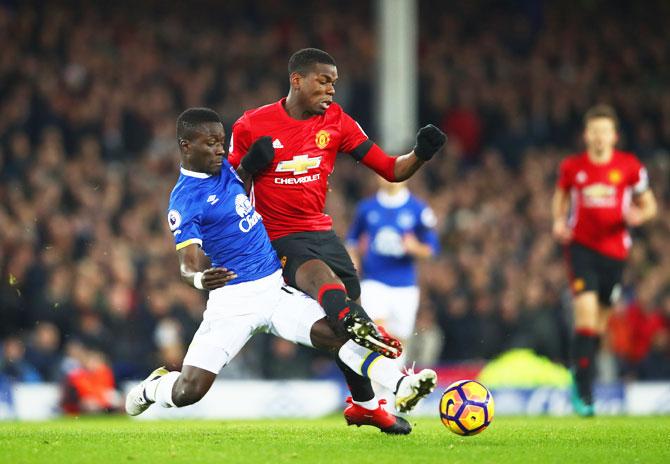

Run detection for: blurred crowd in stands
[[1, 0, 669, 406]]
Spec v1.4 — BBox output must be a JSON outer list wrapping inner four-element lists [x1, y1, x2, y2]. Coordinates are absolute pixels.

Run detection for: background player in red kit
[[552, 104, 657, 416], [228, 48, 444, 422]]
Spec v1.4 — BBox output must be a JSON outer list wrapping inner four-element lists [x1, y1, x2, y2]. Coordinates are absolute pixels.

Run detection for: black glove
[[241, 136, 274, 175], [413, 124, 447, 161]]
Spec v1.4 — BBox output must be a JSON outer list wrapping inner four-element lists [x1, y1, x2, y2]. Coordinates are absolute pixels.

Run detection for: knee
[[296, 260, 339, 295], [172, 375, 209, 407]]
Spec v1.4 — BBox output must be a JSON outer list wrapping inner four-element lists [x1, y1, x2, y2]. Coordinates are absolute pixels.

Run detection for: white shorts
[[360, 280, 420, 340], [183, 270, 325, 374]]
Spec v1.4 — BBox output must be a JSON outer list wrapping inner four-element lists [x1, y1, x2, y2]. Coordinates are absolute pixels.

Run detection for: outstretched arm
[[355, 125, 447, 182], [392, 152, 426, 181], [177, 244, 237, 290]]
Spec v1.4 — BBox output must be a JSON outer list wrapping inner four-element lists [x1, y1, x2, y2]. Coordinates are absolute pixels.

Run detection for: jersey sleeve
[[415, 205, 440, 255], [168, 197, 204, 251], [629, 158, 649, 194], [557, 158, 573, 190], [339, 112, 369, 153], [345, 203, 367, 247], [227, 116, 253, 169]]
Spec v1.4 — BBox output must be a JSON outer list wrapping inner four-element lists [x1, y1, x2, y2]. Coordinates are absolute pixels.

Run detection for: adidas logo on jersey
[[272, 139, 284, 149], [207, 195, 219, 205]]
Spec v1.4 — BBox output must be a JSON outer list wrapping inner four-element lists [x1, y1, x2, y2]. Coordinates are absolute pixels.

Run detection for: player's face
[[584, 117, 618, 155], [300, 63, 338, 115], [183, 122, 226, 175]]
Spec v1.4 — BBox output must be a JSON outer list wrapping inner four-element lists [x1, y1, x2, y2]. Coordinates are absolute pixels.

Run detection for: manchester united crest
[[608, 169, 622, 184], [315, 130, 331, 149]]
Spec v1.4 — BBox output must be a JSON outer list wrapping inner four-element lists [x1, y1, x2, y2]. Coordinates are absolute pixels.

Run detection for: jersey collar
[[376, 188, 410, 208], [277, 97, 326, 123], [180, 166, 211, 178]]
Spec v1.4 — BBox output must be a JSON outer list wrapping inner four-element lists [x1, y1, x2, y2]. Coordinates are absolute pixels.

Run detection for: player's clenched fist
[[413, 124, 447, 161], [241, 136, 275, 175]]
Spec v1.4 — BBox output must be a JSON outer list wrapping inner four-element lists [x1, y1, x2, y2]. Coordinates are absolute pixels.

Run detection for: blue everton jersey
[[346, 189, 440, 287], [167, 161, 281, 284]]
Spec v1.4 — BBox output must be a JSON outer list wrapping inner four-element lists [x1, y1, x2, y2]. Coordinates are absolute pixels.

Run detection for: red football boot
[[343, 397, 412, 435]]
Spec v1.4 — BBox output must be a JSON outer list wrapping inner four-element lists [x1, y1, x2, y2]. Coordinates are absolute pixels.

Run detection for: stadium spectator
[[0, 337, 41, 383], [61, 346, 121, 414], [25, 322, 62, 382], [609, 283, 670, 379], [637, 289, 670, 380]]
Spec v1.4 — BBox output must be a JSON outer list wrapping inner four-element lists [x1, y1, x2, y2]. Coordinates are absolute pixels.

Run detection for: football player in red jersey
[[552, 104, 657, 416], [228, 48, 444, 425]]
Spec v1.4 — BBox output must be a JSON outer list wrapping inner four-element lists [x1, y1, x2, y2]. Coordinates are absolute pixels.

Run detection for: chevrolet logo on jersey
[[582, 183, 616, 208], [275, 155, 322, 175], [583, 183, 615, 198]]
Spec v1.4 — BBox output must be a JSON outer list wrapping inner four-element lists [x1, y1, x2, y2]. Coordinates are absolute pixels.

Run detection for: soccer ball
[[439, 380, 494, 436]]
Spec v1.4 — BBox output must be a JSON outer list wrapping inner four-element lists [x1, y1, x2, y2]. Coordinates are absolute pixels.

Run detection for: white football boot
[[395, 368, 438, 413], [125, 366, 169, 416]]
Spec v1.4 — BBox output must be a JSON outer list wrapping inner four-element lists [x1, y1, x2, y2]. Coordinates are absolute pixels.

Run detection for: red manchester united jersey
[[557, 150, 648, 260], [228, 98, 368, 240]]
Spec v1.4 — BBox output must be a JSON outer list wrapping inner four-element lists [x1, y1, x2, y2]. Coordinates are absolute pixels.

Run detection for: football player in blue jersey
[[125, 108, 437, 434], [347, 178, 440, 352]]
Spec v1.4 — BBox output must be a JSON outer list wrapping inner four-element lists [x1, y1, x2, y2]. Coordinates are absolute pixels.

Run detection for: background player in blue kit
[[347, 178, 440, 351], [124, 108, 437, 434]]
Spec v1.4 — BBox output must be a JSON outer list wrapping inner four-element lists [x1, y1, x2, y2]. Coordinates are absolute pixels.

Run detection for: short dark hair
[[584, 104, 619, 129], [176, 107, 222, 141], [288, 48, 336, 76]]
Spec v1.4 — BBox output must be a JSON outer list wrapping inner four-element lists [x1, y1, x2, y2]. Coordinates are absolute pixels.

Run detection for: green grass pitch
[[1, 416, 669, 464]]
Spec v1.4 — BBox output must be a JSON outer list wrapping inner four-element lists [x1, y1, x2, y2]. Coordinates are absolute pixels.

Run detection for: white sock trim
[[338, 340, 404, 392], [352, 397, 379, 410], [144, 377, 161, 402], [155, 371, 180, 408]]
